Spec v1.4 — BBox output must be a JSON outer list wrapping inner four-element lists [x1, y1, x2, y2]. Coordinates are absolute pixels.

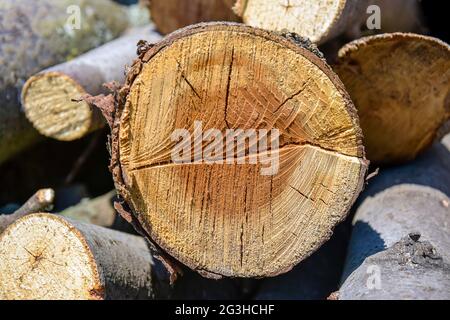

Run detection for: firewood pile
[[0, 0, 448, 300]]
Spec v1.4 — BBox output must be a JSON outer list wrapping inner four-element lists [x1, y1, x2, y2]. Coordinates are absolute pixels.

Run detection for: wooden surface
[[102, 23, 368, 278], [335, 33, 450, 165]]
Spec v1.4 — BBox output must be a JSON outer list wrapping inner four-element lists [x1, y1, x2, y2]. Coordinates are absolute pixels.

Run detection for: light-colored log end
[[233, 0, 364, 44], [0, 214, 103, 300], [22, 72, 102, 141]]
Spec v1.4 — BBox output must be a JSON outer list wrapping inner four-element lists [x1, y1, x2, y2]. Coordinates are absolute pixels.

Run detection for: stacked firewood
[[0, 0, 448, 300]]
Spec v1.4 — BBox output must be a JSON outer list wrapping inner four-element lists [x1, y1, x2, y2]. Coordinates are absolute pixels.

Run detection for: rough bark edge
[[337, 32, 450, 58], [85, 22, 368, 279]]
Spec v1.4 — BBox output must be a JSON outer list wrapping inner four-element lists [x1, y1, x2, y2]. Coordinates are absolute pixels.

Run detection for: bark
[[340, 186, 450, 300], [86, 23, 368, 278], [0, 0, 129, 164], [0, 213, 169, 300], [0, 189, 55, 233], [339, 136, 450, 299], [22, 26, 162, 141], [147, 0, 240, 34], [334, 33, 450, 165]]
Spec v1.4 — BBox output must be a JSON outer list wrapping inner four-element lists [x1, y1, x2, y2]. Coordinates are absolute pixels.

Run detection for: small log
[[334, 33, 450, 165], [87, 23, 368, 278], [340, 186, 450, 300], [22, 27, 162, 141], [0, 213, 168, 300], [147, 0, 240, 34], [0, 189, 55, 233], [0, 0, 129, 164]]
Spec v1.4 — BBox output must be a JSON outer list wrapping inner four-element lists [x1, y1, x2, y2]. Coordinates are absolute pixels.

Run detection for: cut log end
[[0, 214, 102, 300], [335, 33, 450, 165], [22, 72, 101, 141], [234, 0, 357, 44], [107, 23, 367, 278]]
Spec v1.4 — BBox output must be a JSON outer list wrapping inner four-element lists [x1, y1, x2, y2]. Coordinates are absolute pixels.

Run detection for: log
[[232, 0, 370, 44], [340, 186, 450, 300], [339, 136, 450, 299], [0, 0, 129, 164], [148, 0, 240, 34], [0, 213, 245, 300], [0, 189, 55, 233], [87, 23, 368, 278], [0, 213, 167, 300], [334, 33, 450, 165], [21, 27, 162, 141]]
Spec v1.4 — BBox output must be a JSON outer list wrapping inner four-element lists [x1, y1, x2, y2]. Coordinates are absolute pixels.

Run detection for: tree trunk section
[[148, 0, 240, 34], [233, 0, 370, 44], [0, 0, 129, 163], [88, 23, 368, 278], [339, 136, 450, 299], [334, 33, 450, 165], [21, 26, 162, 141], [0, 213, 166, 300]]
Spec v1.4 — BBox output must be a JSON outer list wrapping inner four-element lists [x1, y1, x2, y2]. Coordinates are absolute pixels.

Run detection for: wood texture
[[0, 213, 161, 300], [233, 0, 369, 44], [149, 0, 240, 34], [91, 23, 368, 278], [334, 33, 450, 165], [21, 27, 162, 141], [0, 0, 129, 163]]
